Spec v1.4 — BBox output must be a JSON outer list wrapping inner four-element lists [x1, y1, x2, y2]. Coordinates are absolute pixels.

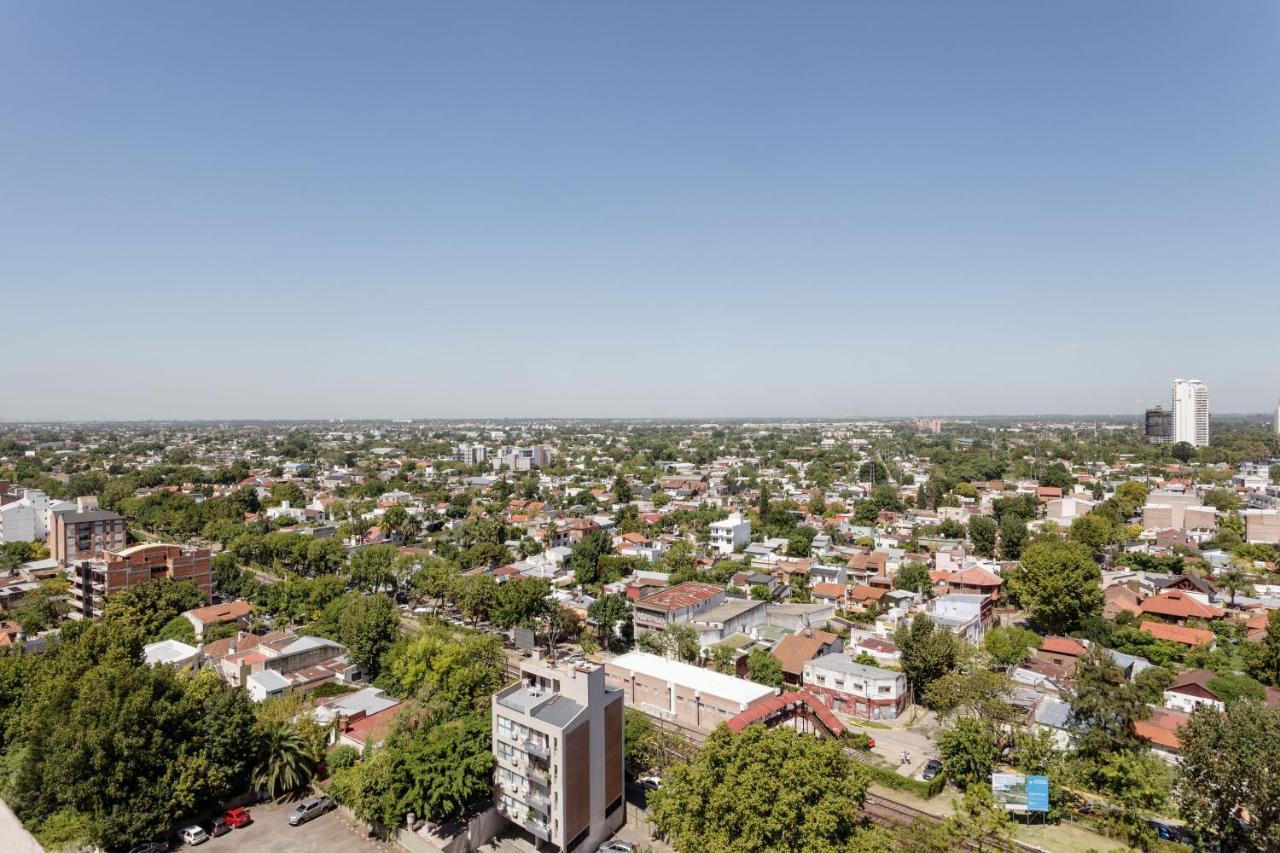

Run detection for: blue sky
[[2, 2, 1277, 419]]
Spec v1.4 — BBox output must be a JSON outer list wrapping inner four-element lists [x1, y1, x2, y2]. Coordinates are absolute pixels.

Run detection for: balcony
[[525, 765, 549, 787], [522, 738, 549, 760], [526, 789, 550, 812], [523, 816, 550, 841]]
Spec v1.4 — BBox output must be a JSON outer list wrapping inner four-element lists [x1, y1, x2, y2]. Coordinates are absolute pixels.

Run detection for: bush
[[864, 763, 947, 799], [327, 744, 359, 772]]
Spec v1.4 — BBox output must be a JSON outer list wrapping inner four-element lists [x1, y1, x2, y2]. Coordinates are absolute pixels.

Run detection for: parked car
[[127, 843, 168, 853], [637, 776, 662, 791], [223, 807, 253, 828], [208, 818, 230, 837], [597, 841, 637, 853], [921, 759, 943, 781], [178, 826, 209, 846], [288, 795, 337, 826]]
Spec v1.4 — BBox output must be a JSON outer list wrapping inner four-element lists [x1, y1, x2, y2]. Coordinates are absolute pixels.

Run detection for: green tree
[[492, 576, 551, 629], [386, 625, 506, 710], [1068, 512, 1117, 555], [330, 592, 399, 677], [788, 572, 812, 603], [894, 613, 959, 702], [747, 648, 784, 688], [349, 544, 397, 593], [1068, 646, 1148, 760], [456, 572, 498, 626], [586, 594, 633, 651], [100, 578, 205, 639], [649, 724, 871, 853], [749, 583, 773, 601], [997, 513, 1027, 560], [254, 721, 318, 800], [938, 717, 999, 789], [1242, 608, 1280, 686], [982, 625, 1041, 670], [570, 528, 613, 586], [968, 515, 998, 558], [894, 561, 932, 596], [937, 785, 1016, 853], [1013, 539, 1102, 634], [1178, 700, 1280, 851]]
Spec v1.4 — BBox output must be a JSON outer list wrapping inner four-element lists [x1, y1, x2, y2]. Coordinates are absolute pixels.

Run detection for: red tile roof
[[1139, 590, 1225, 621], [186, 600, 252, 625], [1040, 637, 1087, 657], [949, 567, 1005, 588], [636, 581, 723, 612], [1140, 621, 1216, 647], [726, 691, 843, 737]]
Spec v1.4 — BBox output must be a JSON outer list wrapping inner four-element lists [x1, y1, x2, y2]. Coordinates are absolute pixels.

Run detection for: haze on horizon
[[2, 2, 1277, 421]]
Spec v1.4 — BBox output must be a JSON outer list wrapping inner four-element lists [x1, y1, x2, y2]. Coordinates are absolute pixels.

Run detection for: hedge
[[865, 764, 947, 799]]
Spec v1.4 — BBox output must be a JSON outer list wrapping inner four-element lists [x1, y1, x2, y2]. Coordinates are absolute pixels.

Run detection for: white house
[[247, 669, 293, 702], [709, 513, 751, 555], [143, 639, 201, 669]]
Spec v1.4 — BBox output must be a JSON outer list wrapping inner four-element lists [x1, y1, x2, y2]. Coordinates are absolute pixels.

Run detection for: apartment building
[[0, 489, 74, 544], [605, 650, 776, 732], [49, 504, 127, 565], [708, 512, 751, 555], [493, 654, 625, 852], [66, 543, 211, 618], [632, 581, 725, 634], [1245, 509, 1280, 545], [453, 443, 488, 465], [1171, 379, 1209, 447], [801, 654, 911, 720], [1144, 406, 1172, 444]]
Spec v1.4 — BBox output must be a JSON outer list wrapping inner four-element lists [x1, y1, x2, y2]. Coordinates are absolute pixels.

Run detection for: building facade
[[493, 654, 625, 852], [49, 507, 127, 565], [1144, 406, 1172, 444], [801, 654, 911, 720], [604, 650, 776, 732], [1171, 379, 1209, 447], [66, 543, 211, 618], [708, 512, 751, 555]]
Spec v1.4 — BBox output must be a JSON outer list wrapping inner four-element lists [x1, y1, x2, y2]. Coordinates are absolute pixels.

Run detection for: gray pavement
[[186, 801, 390, 853]]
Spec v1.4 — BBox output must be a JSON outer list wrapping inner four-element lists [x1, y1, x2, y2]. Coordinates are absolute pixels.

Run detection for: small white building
[[143, 639, 201, 670], [247, 669, 292, 702], [709, 513, 752, 555]]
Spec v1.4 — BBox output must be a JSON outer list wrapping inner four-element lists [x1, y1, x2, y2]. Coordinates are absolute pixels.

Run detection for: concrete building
[[493, 654, 625, 852], [143, 639, 201, 669], [605, 650, 776, 732], [925, 593, 994, 643], [708, 512, 751, 555], [49, 505, 127, 565], [1275, 399, 1280, 436], [454, 443, 488, 465], [801, 654, 911, 720], [1144, 406, 1173, 444], [0, 489, 73, 544], [1245, 509, 1280, 545], [1171, 379, 1210, 447], [66, 543, 211, 618]]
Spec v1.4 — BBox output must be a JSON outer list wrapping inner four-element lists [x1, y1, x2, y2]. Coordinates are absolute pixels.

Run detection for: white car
[[597, 841, 637, 853], [179, 825, 209, 846], [637, 776, 662, 791]]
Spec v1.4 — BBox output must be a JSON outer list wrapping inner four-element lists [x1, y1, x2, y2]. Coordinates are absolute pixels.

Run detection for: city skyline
[[3, 2, 1278, 419]]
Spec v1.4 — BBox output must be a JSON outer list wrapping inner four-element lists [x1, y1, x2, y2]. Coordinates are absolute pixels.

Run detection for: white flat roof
[[610, 651, 775, 706]]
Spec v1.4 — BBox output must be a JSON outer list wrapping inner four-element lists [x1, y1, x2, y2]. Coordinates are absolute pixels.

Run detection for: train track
[[863, 792, 1038, 853]]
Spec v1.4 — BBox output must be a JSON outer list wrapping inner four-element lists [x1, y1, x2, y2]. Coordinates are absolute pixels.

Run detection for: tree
[[100, 578, 205, 639], [386, 626, 506, 711], [968, 515, 997, 558], [997, 513, 1027, 560], [648, 724, 871, 853], [1171, 442, 1196, 463], [938, 717, 999, 789], [1218, 560, 1253, 607], [982, 625, 1041, 670], [924, 669, 1015, 723], [407, 557, 460, 609], [708, 644, 737, 675], [569, 528, 613, 586], [492, 576, 551, 629], [788, 572, 812, 603], [456, 573, 498, 626], [894, 561, 931, 596], [254, 721, 318, 800], [1068, 646, 1148, 760], [1242, 608, 1280, 686], [332, 593, 399, 677], [586, 594, 632, 651], [349, 544, 397, 592], [894, 613, 959, 702], [1068, 512, 1117, 555], [1013, 539, 1102, 635], [785, 526, 816, 557], [747, 648, 784, 688], [749, 583, 773, 601], [933, 785, 1016, 853], [1178, 700, 1280, 851], [613, 475, 633, 504]]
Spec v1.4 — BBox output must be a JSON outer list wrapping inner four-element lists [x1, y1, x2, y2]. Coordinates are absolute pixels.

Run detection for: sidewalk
[[0, 798, 42, 853]]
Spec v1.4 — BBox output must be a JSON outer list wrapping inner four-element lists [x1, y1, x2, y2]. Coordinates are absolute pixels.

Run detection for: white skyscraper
[[1274, 399, 1280, 436], [1171, 379, 1210, 447]]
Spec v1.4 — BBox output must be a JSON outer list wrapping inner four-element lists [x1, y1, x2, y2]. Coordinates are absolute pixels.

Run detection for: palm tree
[[1220, 560, 1255, 608], [253, 722, 317, 800]]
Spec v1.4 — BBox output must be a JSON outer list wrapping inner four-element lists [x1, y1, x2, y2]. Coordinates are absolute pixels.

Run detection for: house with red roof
[[1139, 590, 1225, 624], [1140, 621, 1215, 648], [943, 566, 1005, 601], [1033, 637, 1088, 671]]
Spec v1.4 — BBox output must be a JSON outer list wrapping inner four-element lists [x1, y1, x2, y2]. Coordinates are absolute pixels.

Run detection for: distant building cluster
[[1145, 378, 1210, 446]]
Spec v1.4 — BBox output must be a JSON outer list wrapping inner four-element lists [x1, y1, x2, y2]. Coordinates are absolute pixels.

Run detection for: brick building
[[66, 543, 211, 618]]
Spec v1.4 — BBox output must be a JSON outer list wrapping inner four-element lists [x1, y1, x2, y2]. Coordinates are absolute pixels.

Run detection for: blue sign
[[1026, 775, 1050, 812]]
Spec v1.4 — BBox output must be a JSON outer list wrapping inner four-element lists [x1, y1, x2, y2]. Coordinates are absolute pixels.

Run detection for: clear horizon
[[3, 2, 1278, 419]]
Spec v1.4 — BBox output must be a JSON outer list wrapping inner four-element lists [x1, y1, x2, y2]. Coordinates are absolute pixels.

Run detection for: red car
[[222, 807, 252, 829]]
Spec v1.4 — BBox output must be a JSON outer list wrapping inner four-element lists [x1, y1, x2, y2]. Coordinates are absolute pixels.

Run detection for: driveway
[[181, 800, 390, 853]]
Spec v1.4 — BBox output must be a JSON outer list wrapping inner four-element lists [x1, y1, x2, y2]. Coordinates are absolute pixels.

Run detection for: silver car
[[288, 795, 336, 826]]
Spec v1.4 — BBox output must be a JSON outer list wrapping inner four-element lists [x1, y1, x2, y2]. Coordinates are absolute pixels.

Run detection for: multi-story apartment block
[[493, 654, 625, 852], [0, 488, 75, 544], [66, 543, 211, 618], [49, 505, 127, 564], [1245, 509, 1280, 545], [1144, 405, 1172, 444], [453, 443, 488, 465], [708, 512, 751, 555], [1171, 379, 1210, 447]]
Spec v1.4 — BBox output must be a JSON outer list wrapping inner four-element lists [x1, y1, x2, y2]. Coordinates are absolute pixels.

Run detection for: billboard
[[992, 773, 1049, 813]]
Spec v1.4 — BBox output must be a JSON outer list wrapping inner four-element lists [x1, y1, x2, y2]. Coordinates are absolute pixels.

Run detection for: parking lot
[[179, 800, 390, 853]]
